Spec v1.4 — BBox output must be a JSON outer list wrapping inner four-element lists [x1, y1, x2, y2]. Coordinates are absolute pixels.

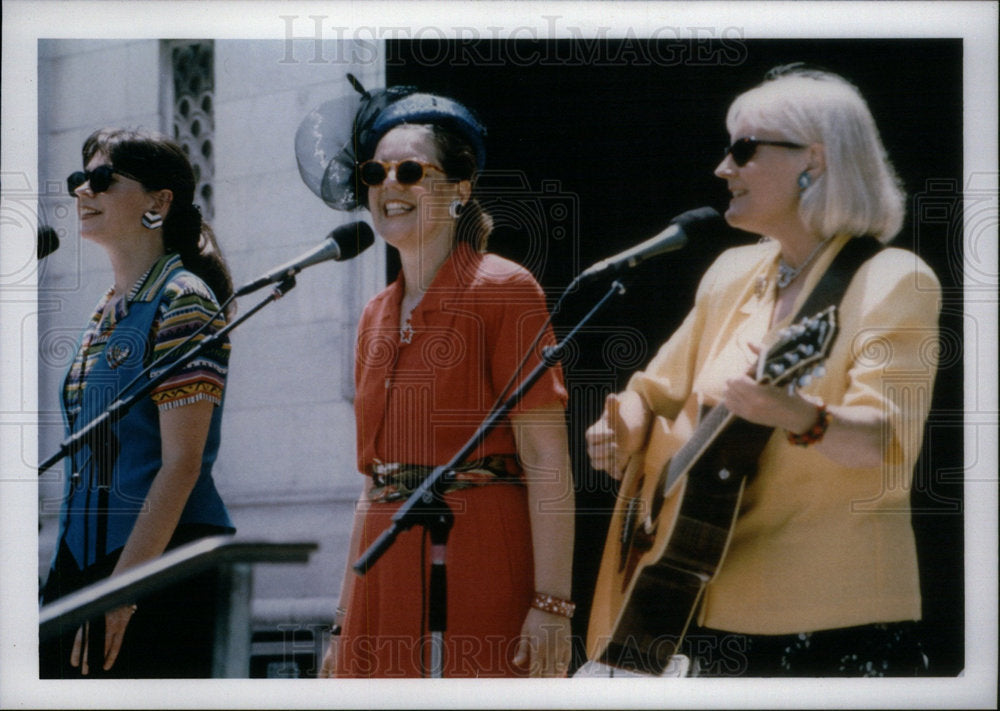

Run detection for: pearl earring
[[449, 200, 464, 218], [797, 171, 812, 191]]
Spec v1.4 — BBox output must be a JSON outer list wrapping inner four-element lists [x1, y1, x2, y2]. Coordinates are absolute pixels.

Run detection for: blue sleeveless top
[[55, 255, 234, 570]]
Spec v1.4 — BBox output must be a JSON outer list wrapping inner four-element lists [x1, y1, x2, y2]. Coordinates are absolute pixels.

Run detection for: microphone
[[235, 221, 375, 296], [38, 225, 60, 259], [577, 206, 722, 281]]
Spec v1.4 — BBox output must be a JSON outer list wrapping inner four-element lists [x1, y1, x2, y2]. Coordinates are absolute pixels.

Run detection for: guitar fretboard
[[663, 403, 734, 494]]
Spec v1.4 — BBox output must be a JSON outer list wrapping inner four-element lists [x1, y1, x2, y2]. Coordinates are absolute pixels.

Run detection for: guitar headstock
[[757, 306, 837, 388]]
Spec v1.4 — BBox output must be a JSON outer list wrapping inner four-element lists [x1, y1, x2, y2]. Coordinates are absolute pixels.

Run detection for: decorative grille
[[171, 41, 215, 220]]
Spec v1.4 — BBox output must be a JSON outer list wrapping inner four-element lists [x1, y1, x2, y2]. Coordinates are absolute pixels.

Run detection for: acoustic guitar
[[587, 306, 837, 675]]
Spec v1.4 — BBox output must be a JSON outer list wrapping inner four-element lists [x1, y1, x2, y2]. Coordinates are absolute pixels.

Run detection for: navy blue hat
[[362, 93, 487, 171], [295, 76, 486, 212]]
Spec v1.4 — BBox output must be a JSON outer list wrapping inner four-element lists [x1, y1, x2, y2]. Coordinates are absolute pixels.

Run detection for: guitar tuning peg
[[813, 365, 826, 378], [798, 374, 813, 388]]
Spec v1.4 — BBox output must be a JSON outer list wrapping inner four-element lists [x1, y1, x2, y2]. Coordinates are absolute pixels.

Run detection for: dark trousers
[[684, 621, 930, 677], [40, 524, 227, 678]]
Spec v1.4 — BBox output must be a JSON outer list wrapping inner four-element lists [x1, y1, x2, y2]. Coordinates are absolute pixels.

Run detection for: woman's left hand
[[513, 607, 572, 678], [724, 373, 817, 434], [70, 603, 137, 674]]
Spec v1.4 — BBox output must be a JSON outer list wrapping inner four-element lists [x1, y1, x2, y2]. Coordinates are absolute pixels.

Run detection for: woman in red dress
[[320, 91, 575, 678]]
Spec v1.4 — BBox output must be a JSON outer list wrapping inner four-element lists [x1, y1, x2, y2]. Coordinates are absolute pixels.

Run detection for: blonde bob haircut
[[726, 66, 905, 243]]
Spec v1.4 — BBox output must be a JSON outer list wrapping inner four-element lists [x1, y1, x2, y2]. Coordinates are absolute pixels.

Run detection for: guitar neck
[[663, 403, 735, 493]]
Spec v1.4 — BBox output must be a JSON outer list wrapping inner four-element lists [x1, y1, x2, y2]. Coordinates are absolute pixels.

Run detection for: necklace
[[776, 239, 828, 289], [399, 295, 421, 344], [400, 314, 414, 344]]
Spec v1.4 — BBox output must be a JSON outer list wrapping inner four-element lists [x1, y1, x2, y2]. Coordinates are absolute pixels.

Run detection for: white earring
[[449, 200, 464, 218], [797, 171, 812, 191]]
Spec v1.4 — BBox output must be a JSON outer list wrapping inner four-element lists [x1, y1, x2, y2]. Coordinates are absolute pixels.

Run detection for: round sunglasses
[[358, 159, 444, 187], [66, 164, 139, 197], [724, 137, 805, 167]]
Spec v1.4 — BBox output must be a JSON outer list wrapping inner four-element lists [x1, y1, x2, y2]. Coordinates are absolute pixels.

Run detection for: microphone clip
[[270, 274, 297, 299]]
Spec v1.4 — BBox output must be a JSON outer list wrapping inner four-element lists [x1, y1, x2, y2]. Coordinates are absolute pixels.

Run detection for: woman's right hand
[[585, 391, 650, 480]]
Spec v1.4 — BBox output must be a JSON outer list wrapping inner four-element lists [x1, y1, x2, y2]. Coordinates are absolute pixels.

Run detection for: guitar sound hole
[[618, 497, 641, 571], [634, 521, 654, 552], [618, 496, 655, 580], [620, 497, 638, 540]]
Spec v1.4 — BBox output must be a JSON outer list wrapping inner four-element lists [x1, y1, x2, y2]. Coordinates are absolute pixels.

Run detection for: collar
[[775, 233, 854, 328], [744, 239, 783, 312], [109, 253, 183, 320], [379, 242, 484, 328], [130, 253, 183, 303]]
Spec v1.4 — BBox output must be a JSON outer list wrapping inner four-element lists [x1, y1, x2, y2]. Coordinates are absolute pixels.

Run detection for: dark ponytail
[[161, 203, 234, 310], [82, 128, 234, 312]]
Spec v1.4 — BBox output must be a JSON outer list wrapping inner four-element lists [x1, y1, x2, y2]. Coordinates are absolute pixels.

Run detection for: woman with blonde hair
[[587, 65, 939, 676]]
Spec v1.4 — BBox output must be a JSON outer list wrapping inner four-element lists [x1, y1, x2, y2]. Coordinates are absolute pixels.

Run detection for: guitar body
[[586, 307, 837, 676], [587, 419, 769, 675]]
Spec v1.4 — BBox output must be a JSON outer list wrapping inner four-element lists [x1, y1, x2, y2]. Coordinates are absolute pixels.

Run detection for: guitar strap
[[715, 235, 885, 472], [714, 235, 884, 474], [791, 235, 883, 325]]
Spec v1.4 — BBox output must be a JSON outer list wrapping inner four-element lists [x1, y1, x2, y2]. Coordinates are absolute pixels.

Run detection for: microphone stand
[[353, 278, 627, 678], [38, 276, 299, 477]]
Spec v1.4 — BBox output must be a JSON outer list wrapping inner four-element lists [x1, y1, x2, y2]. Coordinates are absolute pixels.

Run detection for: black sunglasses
[[358, 159, 444, 187], [66, 165, 139, 196], [725, 137, 806, 167]]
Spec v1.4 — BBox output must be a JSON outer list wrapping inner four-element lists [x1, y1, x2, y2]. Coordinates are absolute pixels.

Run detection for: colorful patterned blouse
[[62, 253, 229, 425]]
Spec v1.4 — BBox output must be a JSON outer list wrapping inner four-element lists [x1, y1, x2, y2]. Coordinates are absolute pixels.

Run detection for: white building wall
[[36, 39, 385, 639]]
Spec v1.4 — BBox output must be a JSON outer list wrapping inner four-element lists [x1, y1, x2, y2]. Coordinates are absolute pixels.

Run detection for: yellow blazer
[[627, 233, 941, 634]]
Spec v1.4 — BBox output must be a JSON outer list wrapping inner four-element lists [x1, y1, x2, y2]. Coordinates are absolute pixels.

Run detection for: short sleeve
[[486, 269, 568, 414], [148, 275, 230, 410]]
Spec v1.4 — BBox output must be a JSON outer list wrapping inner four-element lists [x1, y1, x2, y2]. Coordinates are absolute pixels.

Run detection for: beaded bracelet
[[531, 592, 576, 619], [787, 403, 832, 447]]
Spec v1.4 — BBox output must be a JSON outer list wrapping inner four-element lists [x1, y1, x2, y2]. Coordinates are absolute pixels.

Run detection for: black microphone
[[577, 206, 722, 281], [235, 221, 375, 296], [38, 225, 60, 259]]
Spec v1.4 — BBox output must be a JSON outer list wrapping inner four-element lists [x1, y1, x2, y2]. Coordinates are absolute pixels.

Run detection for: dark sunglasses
[[725, 137, 806, 167], [358, 159, 444, 187], [66, 164, 139, 196]]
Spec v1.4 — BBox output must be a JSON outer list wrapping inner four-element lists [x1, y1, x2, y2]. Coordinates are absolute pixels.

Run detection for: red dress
[[336, 243, 568, 678]]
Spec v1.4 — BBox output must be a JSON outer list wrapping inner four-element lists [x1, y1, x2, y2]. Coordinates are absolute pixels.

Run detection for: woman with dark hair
[[320, 92, 575, 678], [587, 66, 940, 676], [40, 128, 235, 677]]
